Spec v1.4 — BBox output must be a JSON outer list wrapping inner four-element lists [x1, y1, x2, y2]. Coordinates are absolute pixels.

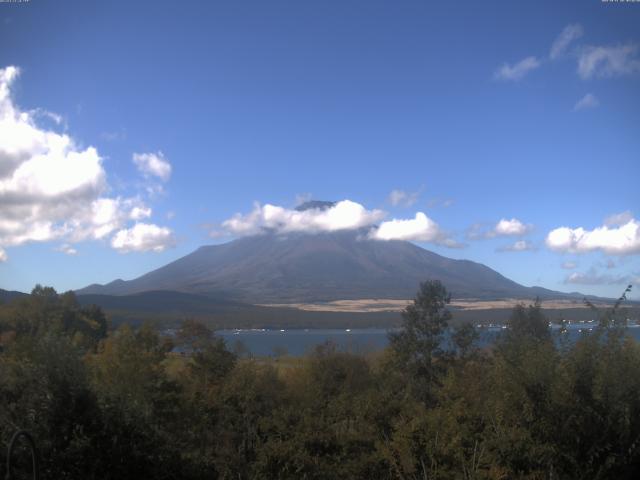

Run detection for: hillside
[[0, 288, 28, 303], [77, 229, 577, 303]]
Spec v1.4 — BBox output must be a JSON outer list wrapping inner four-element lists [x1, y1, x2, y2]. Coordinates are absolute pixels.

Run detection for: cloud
[[133, 151, 172, 181], [0, 65, 105, 248], [561, 261, 577, 270], [465, 223, 485, 240], [29, 108, 66, 129], [578, 44, 640, 79], [550, 24, 584, 60], [100, 129, 126, 142], [369, 212, 461, 247], [497, 240, 536, 252], [388, 189, 420, 207], [494, 218, 532, 236], [63, 197, 151, 242], [0, 65, 172, 255], [56, 243, 78, 256], [294, 193, 313, 206], [546, 216, 640, 255], [605, 210, 633, 227], [467, 218, 533, 240], [0, 247, 6, 262], [565, 268, 637, 286], [219, 200, 461, 247], [130, 205, 152, 221], [494, 56, 541, 81], [370, 212, 438, 241], [222, 200, 385, 237], [574, 93, 599, 111], [111, 223, 176, 253], [427, 198, 454, 209]]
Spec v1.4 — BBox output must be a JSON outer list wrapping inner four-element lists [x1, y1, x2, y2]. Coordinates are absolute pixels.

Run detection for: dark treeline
[[1, 282, 639, 479]]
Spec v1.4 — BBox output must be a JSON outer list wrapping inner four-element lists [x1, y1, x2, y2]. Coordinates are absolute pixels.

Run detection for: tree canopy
[[1, 283, 639, 479]]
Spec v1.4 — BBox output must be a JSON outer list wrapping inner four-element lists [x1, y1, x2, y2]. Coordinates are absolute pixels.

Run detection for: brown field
[[259, 298, 612, 313]]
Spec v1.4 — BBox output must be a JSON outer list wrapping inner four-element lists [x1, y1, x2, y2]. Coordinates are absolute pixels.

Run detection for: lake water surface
[[217, 323, 640, 357]]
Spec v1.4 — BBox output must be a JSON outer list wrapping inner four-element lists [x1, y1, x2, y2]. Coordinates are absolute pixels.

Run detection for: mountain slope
[[0, 288, 28, 303], [77, 230, 573, 302], [74, 290, 401, 328]]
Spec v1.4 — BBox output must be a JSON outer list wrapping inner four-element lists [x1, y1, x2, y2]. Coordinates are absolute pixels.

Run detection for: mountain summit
[[294, 200, 336, 211], [77, 230, 568, 302]]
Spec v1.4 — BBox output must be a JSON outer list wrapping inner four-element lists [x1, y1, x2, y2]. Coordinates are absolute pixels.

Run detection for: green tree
[[451, 322, 479, 360], [0, 332, 102, 479], [176, 319, 236, 390], [388, 280, 452, 404], [255, 343, 386, 479], [502, 298, 551, 345], [0, 285, 108, 350], [86, 323, 183, 479]]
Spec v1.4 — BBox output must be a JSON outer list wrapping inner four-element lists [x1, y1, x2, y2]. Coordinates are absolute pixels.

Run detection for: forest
[[1, 281, 639, 479]]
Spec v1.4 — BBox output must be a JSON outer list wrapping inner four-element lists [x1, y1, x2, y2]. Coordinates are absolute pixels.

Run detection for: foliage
[[388, 280, 454, 405], [1, 283, 640, 479]]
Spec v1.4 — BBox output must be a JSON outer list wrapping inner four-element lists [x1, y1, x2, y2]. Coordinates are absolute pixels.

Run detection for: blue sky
[[0, 0, 639, 299]]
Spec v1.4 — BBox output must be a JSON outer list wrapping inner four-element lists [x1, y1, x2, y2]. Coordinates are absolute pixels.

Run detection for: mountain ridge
[[76, 230, 585, 303]]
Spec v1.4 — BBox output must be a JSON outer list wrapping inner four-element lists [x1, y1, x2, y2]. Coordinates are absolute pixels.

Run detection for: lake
[[217, 322, 640, 357]]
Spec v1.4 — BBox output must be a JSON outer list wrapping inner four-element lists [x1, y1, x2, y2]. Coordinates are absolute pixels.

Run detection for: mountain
[[0, 288, 28, 303], [77, 229, 575, 303], [295, 200, 336, 211], [74, 290, 400, 329]]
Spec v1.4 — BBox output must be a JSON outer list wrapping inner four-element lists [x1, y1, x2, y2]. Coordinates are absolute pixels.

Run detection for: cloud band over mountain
[[218, 200, 461, 247]]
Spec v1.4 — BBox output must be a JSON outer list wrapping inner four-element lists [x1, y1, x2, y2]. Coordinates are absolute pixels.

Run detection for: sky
[[0, 0, 639, 300]]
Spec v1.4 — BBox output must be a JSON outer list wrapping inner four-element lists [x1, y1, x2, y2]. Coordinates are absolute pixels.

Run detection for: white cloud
[[111, 223, 175, 253], [29, 108, 66, 129], [133, 151, 172, 181], [497, 240, 536, 252], [561, 261, 577, 270], [63, 197, 151, 242], [465, 223, 485, 240], [550, 24, 584, 60], [0, 247, 6, 262], [494, 56, 541, 81], [220, 200, 461, 247], [100, 128, 126, 142], [0, 65, 172, 255], [130, 205, 152, 220], [565, 268, 637, 286], [0, 66, 105, 248], [370, 212, 438, 241], [494, 218, 532, 236], [369, 212, 461, 247], [426, 198, 454, 209], [574, 93, 599, 111], [56, 243, 78, 256], [605, 210, 633, 227], [546, 217, 640, 255], [222, 200, 385, 236], [388, 189, 420, 207], [88, 198, 127, 240], [467, 218, 533, 240], [578, 44, 640, 79], [294, 192, 313, 206]]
